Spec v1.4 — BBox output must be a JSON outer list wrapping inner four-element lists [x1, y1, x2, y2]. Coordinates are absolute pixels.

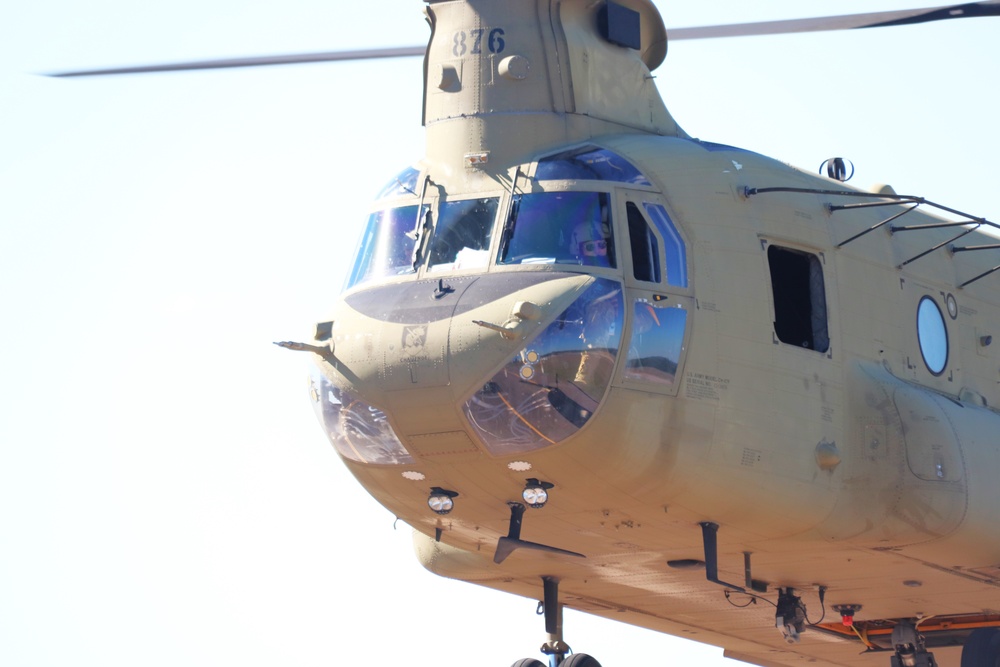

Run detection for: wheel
[[962, 628, 1000, 667], [510, 660, 546, 667], [561, 654, 602, 667]]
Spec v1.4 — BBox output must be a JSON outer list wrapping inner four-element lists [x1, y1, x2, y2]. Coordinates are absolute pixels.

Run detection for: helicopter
[[14, 1, 1000, 667]]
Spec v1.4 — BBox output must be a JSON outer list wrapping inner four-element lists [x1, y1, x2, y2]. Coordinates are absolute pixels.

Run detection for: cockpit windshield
[[498, 192, 615, 269], [428, 197, 499, 272], [350, 148, 649, 289], [345, 205, 422, 290]]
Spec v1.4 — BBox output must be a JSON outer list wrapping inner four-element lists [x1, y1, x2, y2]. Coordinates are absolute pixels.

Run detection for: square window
[[767, 246, 829, 353]]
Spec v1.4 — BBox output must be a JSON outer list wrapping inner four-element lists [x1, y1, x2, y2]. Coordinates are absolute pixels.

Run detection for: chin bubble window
[[463, 278, 623, 455], [308, 366, 413, 465]]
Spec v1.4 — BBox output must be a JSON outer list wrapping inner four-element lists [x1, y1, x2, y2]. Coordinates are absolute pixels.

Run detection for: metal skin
[[303, 2, 1000, 665]]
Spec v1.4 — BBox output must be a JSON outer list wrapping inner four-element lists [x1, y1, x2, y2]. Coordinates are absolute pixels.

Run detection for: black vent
[[599, 1, 642, 50]]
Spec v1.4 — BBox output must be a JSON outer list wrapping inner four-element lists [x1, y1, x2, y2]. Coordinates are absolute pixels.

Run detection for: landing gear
[[509, 656, 601, 667], [890, 621, 938, 667], [509, 577, 603, 667], [775, 588, 806, 644], [962, 628, 1000, 667]]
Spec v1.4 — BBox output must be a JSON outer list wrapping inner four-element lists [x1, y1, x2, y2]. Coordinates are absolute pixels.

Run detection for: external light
[[427, 487, 459, 515], [522, 478, 554, 508], [833, 604, 862, 627]]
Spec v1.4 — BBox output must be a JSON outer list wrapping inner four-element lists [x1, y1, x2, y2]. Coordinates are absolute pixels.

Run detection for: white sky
[[2, 2, 998, 666]]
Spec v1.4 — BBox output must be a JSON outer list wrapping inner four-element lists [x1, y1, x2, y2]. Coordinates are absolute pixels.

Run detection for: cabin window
[[643, 203, 687, 288], [767, 245, 829, 353], [917, 296, 948, 375], [345, 204, 423, 290], [427, 197, 499, 272], [535, 146, 651, 185], [624, 299, 687, 386], [498, 192, 616, 269], [627, 203, 660, 283]]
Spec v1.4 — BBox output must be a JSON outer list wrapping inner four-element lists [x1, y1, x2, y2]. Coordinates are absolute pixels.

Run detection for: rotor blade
[[46, 45, 426, 77], [668, 1, 1000, 40], [46, 1, 1000, 77]]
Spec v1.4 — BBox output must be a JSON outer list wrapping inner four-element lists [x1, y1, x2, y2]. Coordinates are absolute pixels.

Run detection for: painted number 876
[[452, 28, 506, 57]]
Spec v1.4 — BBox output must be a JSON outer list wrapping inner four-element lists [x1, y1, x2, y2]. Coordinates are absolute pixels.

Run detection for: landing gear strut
[[539, 577, 571, 664], [509, 577, 602, 667], [891, 621, 937, 667]]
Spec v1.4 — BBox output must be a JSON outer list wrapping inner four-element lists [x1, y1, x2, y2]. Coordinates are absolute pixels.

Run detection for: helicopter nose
[[320, 272, 595, 440]]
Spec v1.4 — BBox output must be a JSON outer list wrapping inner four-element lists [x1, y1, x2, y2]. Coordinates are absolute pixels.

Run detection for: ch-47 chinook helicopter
[[56, 1, 1000, 665]]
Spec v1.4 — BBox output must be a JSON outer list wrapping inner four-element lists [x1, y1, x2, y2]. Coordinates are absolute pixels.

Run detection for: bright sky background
[[2, 2, 998, 666]]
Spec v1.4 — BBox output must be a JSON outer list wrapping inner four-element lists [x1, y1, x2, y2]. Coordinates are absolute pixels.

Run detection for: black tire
[[510, 660, 546, 667], [962, 628, 1000, 667], [561, 654, 602, 667]]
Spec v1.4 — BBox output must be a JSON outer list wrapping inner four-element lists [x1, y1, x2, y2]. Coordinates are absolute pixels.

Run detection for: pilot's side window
[[767, 245, 829, 353], [627, 202, 660, 283], [643, 203, 687, 288]]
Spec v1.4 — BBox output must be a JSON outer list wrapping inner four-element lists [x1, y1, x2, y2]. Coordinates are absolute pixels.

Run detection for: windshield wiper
[[408, 175, 432, 270], [498, 165, 523, 261]]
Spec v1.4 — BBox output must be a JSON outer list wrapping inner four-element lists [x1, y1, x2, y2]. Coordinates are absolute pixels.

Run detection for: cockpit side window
[[624, 299, 687, 387], [643, 203, 687, 288], [498, 192, 616, 269], [627, 202, 660, 283], [344, 205, 422, 290], [427, 197, 499, 272]]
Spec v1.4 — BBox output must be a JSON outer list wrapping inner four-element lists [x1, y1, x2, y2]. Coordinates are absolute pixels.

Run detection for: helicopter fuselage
[[299, 1, 1000, 665]]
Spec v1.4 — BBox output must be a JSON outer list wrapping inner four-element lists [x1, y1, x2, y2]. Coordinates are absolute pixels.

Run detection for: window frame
[[618, 190, 690, 292], [764, 242, 832, 356]]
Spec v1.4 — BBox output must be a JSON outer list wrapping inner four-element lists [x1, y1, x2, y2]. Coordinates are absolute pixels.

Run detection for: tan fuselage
[[306, 2, 1000, 665]]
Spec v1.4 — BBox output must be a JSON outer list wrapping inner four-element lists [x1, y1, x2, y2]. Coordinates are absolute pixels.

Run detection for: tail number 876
[[452, 28, 506, 57]]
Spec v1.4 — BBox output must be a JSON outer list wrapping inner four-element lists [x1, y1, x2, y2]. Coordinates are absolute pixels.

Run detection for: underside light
[[833, 604, 862, 627], [522, 478, 554, 508], [427, 487, 459, 515]]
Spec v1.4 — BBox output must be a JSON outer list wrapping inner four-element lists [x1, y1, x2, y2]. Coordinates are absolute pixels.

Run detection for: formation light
[[522, 478, 554, 508], [427, 487, 458, 515]]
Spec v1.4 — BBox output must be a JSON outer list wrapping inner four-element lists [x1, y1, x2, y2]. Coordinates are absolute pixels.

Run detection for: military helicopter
[[53, 2, 1000, 666]]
